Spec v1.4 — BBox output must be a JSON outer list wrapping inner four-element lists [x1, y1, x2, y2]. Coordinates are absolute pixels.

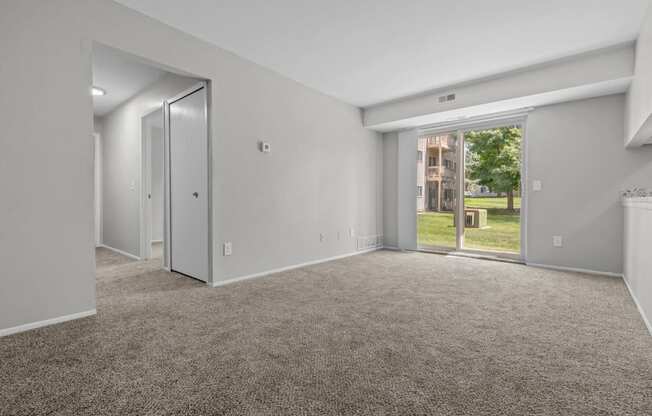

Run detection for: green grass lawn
[[418, 197, 521, 253]]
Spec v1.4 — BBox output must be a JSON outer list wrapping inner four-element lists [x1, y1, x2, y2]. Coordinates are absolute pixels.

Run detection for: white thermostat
[[260, 142, 271, 153]]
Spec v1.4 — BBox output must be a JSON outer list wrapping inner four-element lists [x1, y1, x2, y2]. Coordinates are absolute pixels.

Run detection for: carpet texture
[[94, 246, 137, 269], [1, 250, 651, 415]]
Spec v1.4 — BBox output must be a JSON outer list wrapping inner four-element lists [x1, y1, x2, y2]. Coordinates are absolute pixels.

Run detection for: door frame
[[163, 81, 213, 284], [93, 132, 102, 247], [139, 107, 163, 260], [417, 113, 529, 261]]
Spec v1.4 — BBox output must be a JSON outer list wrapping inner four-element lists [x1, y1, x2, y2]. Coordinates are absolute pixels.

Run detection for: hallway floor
[[1, 250, 651, 415]]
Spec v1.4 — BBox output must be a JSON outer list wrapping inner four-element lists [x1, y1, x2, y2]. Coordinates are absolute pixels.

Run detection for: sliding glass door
[[416, 131, 460, 250], [416, 123, 524, 259]]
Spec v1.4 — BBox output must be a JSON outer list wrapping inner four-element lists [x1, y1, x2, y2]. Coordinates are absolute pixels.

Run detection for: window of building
[[417, 186, 423, 197], [417, 150, 423, 162], [444, 159, 456, 170], [429, 156, 437, 166]]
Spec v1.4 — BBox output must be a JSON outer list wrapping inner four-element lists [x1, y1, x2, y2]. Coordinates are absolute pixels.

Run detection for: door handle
[[193, 192, 199, 198]]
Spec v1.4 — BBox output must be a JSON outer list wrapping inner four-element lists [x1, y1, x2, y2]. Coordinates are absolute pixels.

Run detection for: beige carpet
[[1, 250, 651, 415], [94, 246, 137, 269]]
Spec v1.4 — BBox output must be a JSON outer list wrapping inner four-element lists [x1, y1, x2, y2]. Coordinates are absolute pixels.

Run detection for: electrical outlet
[[223, 241, 232, 256], [533, 180, 542, 192], [259, 141, 271, 153], [552, 236, 563, 247]]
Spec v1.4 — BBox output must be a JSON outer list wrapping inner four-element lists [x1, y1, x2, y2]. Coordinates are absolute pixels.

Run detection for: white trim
[[526, 262, 622, 278], [211, 248, 380, 288], [97, 244, 141, 261], [167, 82, 205, 105], [140, 107, 166, 261], [418, 108, 533, 136], [520, 121, 529, 262], [382, 245, 401, 251], [0, 309, 96, 338], [622, 276, 652, 336], [93, 132, 102, 247]]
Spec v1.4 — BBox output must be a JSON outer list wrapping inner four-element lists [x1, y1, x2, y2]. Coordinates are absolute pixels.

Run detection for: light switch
[[553, 236, 563, 247], [533, 180, 542, 192]]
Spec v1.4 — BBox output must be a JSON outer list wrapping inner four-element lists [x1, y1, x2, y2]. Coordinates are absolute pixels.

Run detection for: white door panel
[[169, 87, 209, 282]]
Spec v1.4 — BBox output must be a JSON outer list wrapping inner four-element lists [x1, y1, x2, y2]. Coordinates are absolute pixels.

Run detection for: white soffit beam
[[368, 78, 632, 133], [364, 44, 634, 131]]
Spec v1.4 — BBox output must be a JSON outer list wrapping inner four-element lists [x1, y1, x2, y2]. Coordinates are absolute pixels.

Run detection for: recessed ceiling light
[[91, 87, 106, 96]]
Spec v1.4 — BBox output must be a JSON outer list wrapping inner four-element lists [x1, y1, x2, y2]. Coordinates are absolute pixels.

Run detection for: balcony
[[426, 165, 455, 181], [426, 136, 457, 151]]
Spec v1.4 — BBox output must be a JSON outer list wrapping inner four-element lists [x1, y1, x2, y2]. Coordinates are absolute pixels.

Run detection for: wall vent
[[356, 235, 384, 251], [438, 93, 456, 103]]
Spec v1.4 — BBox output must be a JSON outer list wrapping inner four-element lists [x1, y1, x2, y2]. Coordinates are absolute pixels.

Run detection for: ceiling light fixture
[[91, 86, 106, 96]]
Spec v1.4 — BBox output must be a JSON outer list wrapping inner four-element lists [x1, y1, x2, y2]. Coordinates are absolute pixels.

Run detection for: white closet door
[[169, 87, 209, 282]]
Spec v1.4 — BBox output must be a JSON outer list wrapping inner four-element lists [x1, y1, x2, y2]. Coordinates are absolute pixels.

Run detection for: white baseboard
[[151, 240, 163, 244], [382, 245, 401, 251], [212, 248, 380, 288], [622, 276, 652, 336], [0, 309, 97, 338], [526, 262, 623, 278], [97, 244, 140, 261]]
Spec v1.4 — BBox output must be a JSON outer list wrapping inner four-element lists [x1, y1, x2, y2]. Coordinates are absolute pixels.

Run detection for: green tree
[[465, 127, 521, 211]]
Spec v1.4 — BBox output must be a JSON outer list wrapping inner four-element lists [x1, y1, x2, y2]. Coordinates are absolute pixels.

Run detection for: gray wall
[[382, 130, 419, 251], [0, 0, 382, 332], [396, 130, 418, 250], [527, 94, 652, 273], [382, 133, 399, 248], [1, 1, 96, 330], [100, 73, 197, 257], [150, 125, 164, 242], [93, 116, 104, 135]]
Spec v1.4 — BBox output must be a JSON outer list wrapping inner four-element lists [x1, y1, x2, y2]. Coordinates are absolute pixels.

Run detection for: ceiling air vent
[[438, 93, 456, 103]]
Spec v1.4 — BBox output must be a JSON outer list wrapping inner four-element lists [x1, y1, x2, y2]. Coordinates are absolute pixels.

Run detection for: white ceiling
[[92, 44, 166, 116], [115, 0, 649, 108]]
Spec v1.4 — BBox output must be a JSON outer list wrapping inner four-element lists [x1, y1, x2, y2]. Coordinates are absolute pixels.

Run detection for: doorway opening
[[416, 121, 524, 260], [141, 108, 165, 263], [91, 43, 211, 283]]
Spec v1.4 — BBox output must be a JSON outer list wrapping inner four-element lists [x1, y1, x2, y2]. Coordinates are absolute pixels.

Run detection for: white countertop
[[622, 196, 652, 209]]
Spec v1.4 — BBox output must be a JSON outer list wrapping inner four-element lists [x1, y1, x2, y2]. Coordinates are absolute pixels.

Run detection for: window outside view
[[417, 126, 522, 254]]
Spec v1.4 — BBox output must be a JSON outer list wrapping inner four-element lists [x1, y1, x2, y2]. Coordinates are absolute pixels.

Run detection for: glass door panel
[[416, 132, 459, 250], [462, 125, 522, 255]]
